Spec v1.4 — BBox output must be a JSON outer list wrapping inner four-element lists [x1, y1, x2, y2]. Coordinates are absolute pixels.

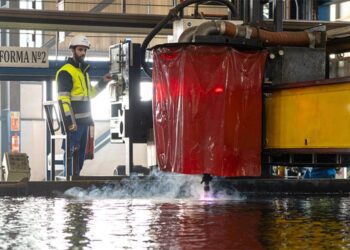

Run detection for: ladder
[[43, 100, 79, 181]]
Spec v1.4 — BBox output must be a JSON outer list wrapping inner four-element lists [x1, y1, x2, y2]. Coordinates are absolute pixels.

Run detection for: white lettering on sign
[[0, 47, 49, 68]]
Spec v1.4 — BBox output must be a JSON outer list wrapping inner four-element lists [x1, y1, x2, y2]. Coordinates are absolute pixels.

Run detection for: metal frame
[[43, 100, 76, 181], [43, 101, 65, 181], [263, 149, 350, 167], [109, 42, 153, 176], [273, 0, 283, 32]]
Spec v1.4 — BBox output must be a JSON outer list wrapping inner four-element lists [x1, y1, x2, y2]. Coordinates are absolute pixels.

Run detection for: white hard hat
[[69, 34, 90, 49]]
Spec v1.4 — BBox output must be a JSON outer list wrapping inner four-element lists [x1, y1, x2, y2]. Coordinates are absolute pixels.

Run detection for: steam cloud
[[64, 170, 246, 201]]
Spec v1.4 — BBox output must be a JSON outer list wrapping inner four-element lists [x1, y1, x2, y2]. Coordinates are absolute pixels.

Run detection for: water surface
[[0, 173, 349, 249]]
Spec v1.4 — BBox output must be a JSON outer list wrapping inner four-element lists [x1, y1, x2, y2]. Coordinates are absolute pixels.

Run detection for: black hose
[[141, 0, 237, 79]]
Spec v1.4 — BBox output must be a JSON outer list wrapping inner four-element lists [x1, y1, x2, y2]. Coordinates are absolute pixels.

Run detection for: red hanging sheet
[[152, 45, 267, 177]]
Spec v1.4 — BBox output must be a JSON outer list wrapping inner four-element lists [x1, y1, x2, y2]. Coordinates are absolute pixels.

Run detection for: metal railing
[[43, 100, 79, 181]]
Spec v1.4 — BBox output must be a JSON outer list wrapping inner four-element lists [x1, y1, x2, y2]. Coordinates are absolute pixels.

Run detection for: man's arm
[[90, 73, 112, 98], [57, 70, 75, 130]]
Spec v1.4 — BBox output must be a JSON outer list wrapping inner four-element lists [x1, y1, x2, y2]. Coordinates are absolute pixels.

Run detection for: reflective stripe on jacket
[[56, 60, 104, 125]]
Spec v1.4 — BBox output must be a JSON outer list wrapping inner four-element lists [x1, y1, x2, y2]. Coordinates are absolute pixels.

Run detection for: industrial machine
[[109, 41, 153, 175], [134, 0, 350, 191]]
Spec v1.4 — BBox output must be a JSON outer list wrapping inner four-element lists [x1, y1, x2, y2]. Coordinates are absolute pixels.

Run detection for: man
[[56, 34, 112, 175]]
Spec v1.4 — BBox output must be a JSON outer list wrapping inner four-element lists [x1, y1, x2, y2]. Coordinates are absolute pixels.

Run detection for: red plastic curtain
[[152, 45, 267, 177]]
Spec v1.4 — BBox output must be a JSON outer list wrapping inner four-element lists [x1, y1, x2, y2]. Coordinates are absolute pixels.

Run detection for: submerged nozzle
[[201, 173, 213, 193]]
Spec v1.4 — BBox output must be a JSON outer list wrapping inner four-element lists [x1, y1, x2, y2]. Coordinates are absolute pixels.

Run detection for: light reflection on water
[[0, 196, 350, 249]]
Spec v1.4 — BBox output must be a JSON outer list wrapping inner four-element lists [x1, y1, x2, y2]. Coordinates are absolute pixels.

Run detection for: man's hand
[[97, 73, 113, 90], [65, 114, 77, 132], [68, 123, 77, 132]]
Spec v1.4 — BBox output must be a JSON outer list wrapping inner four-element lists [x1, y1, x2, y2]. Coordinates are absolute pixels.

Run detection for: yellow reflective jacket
[[56, 58, 105, 125]]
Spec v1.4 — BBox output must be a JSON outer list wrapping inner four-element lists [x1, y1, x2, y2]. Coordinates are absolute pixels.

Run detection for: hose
[[220, 21, 312, 47], [183, 20, 314, 47], [140, 0, 237, 78]]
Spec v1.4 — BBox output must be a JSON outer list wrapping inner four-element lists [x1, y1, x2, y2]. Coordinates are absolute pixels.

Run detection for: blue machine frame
[[0, 60, 110, 81]]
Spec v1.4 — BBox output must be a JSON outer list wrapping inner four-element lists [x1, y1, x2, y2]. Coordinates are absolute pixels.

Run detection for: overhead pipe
[[223, 21, 314, 47], [180, 20, 317, 47]]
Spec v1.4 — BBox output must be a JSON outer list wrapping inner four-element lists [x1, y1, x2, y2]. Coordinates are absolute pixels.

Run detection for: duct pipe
[[178, 26, 197, 42], [178, 21, 231, 42], [195, 20, 221, 36], [190, 21, 316, 47]]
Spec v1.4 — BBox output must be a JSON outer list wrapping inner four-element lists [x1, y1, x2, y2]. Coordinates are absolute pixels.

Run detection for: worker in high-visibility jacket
[[56, 34, 112, 175]]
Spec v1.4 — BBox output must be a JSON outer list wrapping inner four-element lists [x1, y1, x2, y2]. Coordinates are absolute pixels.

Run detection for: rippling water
[[0, 173, 349, 249]]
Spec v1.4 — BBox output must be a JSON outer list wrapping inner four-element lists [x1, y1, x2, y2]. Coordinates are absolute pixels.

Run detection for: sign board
[[10, 112, 20, 132], [0, 47, 49, 68]]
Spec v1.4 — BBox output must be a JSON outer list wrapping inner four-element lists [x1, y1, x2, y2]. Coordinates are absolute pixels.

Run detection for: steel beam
[[0, 8, 348, 40], [273, 0, 283, 32], [0, 9, 172, 35], [249, 0, 264, 25], [327, 36, 350, 54], [0, 8, 348, 35], [1, 82, 10, 154], [44, 0, 115, 49], [266, 19, 350, 31], [0, 61, 109, 81], [90, 0, 114, 13]]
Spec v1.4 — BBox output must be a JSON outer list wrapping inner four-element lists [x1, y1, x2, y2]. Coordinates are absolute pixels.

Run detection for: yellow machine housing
[[265, 79, 350, 150]]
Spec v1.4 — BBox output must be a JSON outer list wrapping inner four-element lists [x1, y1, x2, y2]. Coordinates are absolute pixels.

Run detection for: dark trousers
[[62, 124, 88, 175]]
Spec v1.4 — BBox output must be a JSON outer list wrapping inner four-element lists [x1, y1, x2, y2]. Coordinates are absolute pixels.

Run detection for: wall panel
[[20, 83, 43, 119], [21, 120, 46, 181]]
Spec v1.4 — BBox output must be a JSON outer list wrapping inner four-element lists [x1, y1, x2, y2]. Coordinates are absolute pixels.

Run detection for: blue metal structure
[[0, 60, 110, 81], [317, 0, 331, 21], [316, 0, 350, 21], [1, 82, 20, 159], [0, 60, 149, 82]]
